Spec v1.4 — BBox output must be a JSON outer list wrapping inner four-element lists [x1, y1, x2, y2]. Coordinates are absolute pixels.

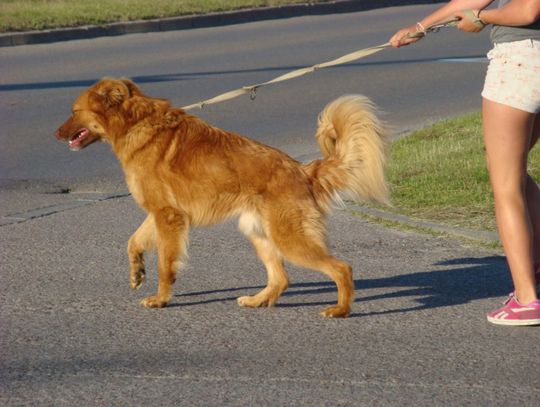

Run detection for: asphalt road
[[2, 4, 539, 407]]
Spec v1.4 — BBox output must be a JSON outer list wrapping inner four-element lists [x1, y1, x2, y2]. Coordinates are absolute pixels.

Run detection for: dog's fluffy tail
[[304, 95, 389, 212]]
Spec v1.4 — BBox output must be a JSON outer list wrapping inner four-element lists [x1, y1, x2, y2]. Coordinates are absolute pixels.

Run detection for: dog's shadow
[[173, 255, 510, 318]]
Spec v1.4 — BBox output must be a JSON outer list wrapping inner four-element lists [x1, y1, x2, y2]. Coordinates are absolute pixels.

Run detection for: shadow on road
[[173, 255, 509, 318], [0, 55, 486, 92]]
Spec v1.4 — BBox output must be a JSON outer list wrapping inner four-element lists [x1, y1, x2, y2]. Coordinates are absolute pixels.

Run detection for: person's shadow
[[174, 255, 511, 318]]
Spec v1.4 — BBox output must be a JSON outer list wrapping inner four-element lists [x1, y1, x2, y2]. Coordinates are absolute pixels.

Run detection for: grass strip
[[0, 0, 329, 32], [349, 208, 502, 250], [378, 112, 540, 233]]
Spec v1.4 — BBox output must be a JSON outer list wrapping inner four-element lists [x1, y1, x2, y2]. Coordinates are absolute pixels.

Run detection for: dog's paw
[[237, 296, 257, 308], [130, 270, 146, 289], [237, 295, 269, 308], [140, 296, 168, 308], [320, 305, 350, 318]]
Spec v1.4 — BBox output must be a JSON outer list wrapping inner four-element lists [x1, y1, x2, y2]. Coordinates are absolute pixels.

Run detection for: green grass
[[0, 0, 329, 32], [382, 112, 540, 232]]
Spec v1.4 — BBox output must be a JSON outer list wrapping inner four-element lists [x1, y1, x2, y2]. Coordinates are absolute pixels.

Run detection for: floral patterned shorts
[[482, 39, 540, 114]]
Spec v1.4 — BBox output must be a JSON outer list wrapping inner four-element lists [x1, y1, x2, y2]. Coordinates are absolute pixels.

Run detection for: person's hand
[[454, 9, 487, 33], [389, 24, 425, 48]]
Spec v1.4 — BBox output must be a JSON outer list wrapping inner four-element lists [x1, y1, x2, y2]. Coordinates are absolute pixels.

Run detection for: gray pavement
[[2, 194, 538, 406], [1, 3, 539, 406]]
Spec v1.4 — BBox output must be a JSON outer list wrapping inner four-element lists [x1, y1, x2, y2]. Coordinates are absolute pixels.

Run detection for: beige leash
[[181, 17, 459, 111]]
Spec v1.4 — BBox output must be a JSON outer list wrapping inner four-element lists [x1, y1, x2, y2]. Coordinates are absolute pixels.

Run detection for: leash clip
[[243, 85, 258, 100], [249, 87, 257, 101]]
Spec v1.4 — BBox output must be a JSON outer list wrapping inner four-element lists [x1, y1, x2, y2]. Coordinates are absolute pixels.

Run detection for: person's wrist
[[463, 9, 487, 29], [416, 21, 427, 35], [476, 9, 487, 26]]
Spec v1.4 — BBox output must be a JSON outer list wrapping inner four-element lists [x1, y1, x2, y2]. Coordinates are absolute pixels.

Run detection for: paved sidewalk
[[1, 188, 538, 406]]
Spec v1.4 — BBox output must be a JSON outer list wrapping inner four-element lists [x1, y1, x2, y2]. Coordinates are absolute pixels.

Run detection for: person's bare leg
[[482, 98, 537, 304], [527, 114, 540, 268]]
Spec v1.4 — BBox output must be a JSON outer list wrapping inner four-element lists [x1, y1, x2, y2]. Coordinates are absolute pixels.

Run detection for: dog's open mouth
[[69, 128, 90, 151]]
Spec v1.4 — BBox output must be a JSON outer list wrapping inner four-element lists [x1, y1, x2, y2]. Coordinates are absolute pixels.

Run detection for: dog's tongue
[[69, 128, 89, 150]]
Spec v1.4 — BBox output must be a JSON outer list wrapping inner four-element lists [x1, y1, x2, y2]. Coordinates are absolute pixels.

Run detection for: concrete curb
[[347, 203, 501, 246], [0, 0, 446, 47]]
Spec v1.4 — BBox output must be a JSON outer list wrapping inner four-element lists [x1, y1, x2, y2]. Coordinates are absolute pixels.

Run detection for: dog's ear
[[123, 96, 171, 122], [96, 78, 132, 109], [120, 78, 143, 97], [123, 97, 155, 121]]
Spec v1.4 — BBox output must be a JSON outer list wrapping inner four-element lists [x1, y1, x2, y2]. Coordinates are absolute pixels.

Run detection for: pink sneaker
[[487, 295, 540, 326]]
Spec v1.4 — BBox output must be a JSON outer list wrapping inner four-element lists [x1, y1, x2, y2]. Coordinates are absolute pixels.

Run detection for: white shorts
[[482, 39, 540, 114]]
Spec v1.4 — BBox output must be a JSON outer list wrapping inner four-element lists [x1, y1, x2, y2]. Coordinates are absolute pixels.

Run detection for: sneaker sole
[[487, 316, 540, 326]]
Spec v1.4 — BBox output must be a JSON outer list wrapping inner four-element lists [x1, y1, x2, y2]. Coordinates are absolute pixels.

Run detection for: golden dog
[[55, 78, 388, 317]]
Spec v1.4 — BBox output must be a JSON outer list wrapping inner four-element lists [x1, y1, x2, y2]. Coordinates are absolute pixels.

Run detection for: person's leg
[[482, 98, 537, 304], [527, 114, 540, 269]]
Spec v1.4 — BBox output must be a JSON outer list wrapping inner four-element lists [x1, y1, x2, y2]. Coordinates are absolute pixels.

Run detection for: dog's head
[[55, 78, 165, 151]]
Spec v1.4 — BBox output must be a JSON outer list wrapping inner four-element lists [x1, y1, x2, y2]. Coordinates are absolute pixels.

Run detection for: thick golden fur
[[55, 78, 388, 318]]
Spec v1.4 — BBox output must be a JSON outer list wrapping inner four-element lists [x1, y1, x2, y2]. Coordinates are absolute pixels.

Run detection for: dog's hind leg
[[140, 208, 189, 308], [237, 213, 289, 308], [237, 234, 289, 308], [310, 256, 354, 318], [287, 247, 353, 318], [270, 212, 354, 318], [128, 214, 156, 289]]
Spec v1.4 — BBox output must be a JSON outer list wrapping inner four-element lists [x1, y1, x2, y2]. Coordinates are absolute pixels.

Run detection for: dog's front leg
[[140, 208, 189, 308], [128, 214, 156, 289]]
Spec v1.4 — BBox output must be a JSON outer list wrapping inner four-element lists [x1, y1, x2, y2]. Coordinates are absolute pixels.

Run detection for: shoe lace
[[503, 292, 515, 305]]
